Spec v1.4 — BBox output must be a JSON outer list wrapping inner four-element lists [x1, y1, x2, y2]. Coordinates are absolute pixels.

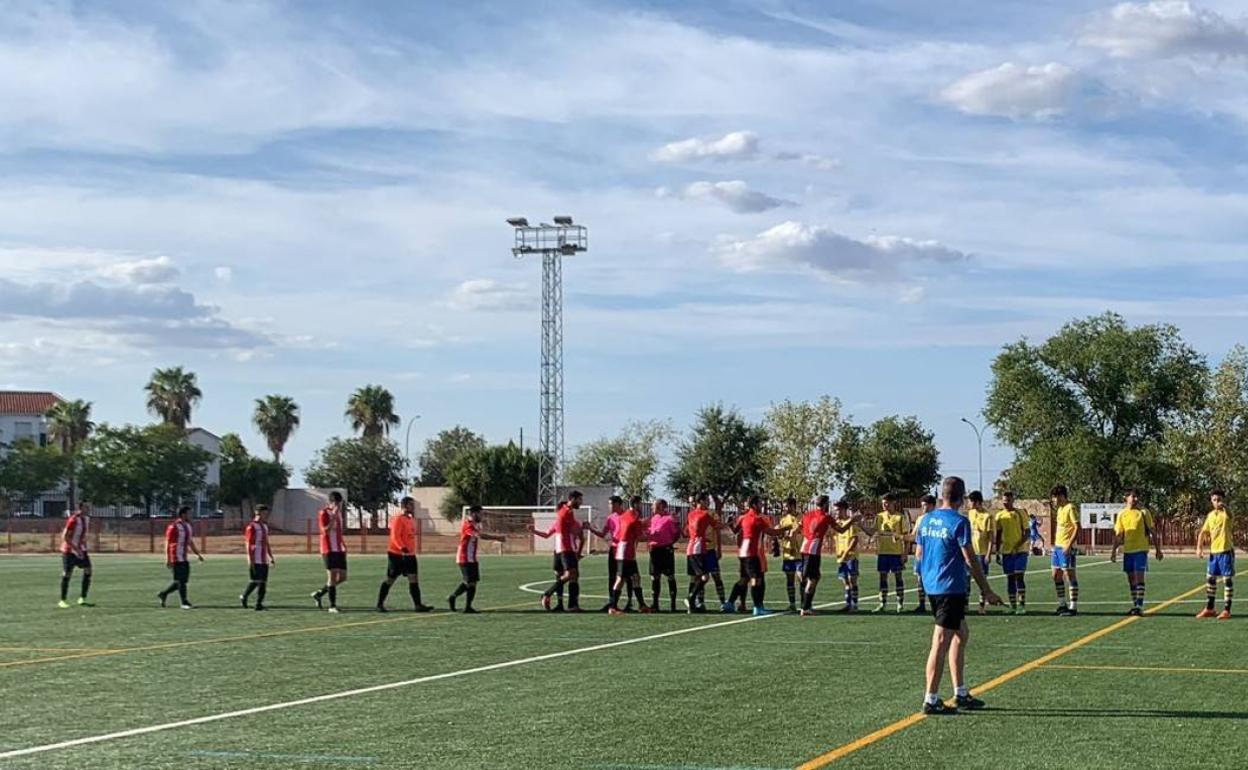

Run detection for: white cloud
[[651, 131, 760, 163], [941, 62, 1079, 120], [1080, 1, 1248, 59], [714, 221, 969, 283], [774, 151, 841, 171], [657, 180, 792, 214], [97, 255, 179, 284], [214, 266, 233, 283], [447, 279, 531, 312]]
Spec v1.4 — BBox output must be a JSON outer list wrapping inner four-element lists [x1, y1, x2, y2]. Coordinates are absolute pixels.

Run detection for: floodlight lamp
[[553, 215, 573, 225], [559, 243, 578, 255], [506, 217, 529, 227]]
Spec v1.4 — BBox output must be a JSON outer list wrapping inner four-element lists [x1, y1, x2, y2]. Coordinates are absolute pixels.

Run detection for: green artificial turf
[[0, 553, 1242, 770]]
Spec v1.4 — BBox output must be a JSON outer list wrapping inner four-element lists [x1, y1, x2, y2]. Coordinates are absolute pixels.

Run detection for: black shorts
[[386, 553, 418, 579], [801, 553, 822, 581], [649, 546, 675, 577], [62, 552, 91, 572], [248, 564, 269, 582], [323, 551, 348, 571], [607, 553, 619, 581], [170, 561, 190, 583], [739, 556, 763, 581], [686, 553, 708, 577], [555, 552, 579, 574], [618, 559, 640, 580], [459, 563, 480, 584], [930, 594, 968, 630]]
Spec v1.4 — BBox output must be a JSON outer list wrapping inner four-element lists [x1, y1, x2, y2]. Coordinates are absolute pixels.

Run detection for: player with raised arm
[[1110, 488, 1163, 616], [797, 495, 853, 616], [917, 476, 1003, 715], [967, 491, 995, 615], [833, 499, 862, 613], [1196, 489, 1236, 620], [377, 497, 433, 613], [778, 496, 803, 612], [647, 498, 680, 612], [240, 505, 275, 611], [909, 494, 937, 613], [529, 491, 586, 612], [158, 506, 203, 609], [733, 494, 789, 616], [1050, 485, 1081, 616], [607, 501, 652, 615], [58, 502, 93, 608], [994, 491, 1030, 615], [449, 505, 506, 613], [312, 491, 349, 613], [872, 493, 910, 613], [589, 497, 628, 612], [702, 496, 730, 612]]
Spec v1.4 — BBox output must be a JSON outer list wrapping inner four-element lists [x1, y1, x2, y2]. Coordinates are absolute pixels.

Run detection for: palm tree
[[145, 366, 202, 429], [345, 385, 400, 438], [45, 399, 94, 508], [253, 395, 300, 462]]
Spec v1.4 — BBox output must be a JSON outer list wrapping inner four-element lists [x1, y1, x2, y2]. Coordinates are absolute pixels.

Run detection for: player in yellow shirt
[[1110, 488, 1164, 616], [908, 494, 937, 613], [1049, 485, 1081, 616], [777, 496, 804, 612], [869, 493, 910, 613], [833, 499, 861, 612], [994, 491, 1031, 615], [1196, 489, 1236, 620], [967, 491, 996, 614]]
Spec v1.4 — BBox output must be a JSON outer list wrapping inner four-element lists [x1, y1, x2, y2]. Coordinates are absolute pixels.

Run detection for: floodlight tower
[[507, 215, 589, 506]]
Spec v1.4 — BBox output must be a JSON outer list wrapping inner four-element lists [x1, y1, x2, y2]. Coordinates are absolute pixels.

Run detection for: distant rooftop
[[0, 391, 63, 415]]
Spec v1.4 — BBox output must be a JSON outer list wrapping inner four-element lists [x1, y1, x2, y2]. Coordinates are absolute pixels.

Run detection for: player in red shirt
[[797, 495, 857, 616], [376, 497, 433, 613], [240, 505, 275, 611], [731, 495, 792, 616], [684, 498, 713, 613], [529, 491, 586, 611], [449, 505, 507, 613], [607, 499, 652, 615], [312, 491, 349, 613], [58, 502, 93, 608], [158, 506, 204, 609]]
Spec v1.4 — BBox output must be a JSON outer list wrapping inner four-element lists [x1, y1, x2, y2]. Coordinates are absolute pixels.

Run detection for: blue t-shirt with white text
[[917, 508, 972, 596]]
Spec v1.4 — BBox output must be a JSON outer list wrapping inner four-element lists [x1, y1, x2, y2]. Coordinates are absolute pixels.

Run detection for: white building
[[0, 391, 60, 453], [186, 427, 222, 517]]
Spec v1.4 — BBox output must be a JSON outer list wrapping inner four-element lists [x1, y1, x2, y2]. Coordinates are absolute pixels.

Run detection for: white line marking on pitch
[[188, 750, 376, 764], [0, 557, 1119, 760]]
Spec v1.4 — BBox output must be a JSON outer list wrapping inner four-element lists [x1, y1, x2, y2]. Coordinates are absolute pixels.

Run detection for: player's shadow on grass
[[984, 707, 1248, 720]]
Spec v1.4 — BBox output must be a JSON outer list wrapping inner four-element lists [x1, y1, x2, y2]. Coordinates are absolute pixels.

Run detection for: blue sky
[[3, 0, 1247, 490]]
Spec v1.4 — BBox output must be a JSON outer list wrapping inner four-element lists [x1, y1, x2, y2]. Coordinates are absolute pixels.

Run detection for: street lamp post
[[960, 417, 984, 493], [404, 415, 423, 480]]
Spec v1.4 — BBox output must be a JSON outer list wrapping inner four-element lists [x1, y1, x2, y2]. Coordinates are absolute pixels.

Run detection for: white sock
[[925, 692, 940, 705], [1070, 600, 1077, 610], [955, 685, 969, 698]]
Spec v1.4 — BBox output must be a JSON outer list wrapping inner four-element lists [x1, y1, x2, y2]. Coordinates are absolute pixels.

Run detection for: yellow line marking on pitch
[[1042, 663, 1248, 675], [795, 569, 1247, 770], [0, 646, 121, 654], [0, 601, 531, 670]]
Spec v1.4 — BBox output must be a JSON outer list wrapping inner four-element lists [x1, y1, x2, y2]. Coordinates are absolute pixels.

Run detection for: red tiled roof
[[0, 391, 63, 415]]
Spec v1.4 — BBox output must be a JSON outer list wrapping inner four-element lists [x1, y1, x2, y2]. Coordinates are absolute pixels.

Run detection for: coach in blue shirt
[[915, 476, 1002, 715]]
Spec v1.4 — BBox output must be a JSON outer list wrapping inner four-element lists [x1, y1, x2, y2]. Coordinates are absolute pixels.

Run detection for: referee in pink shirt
[[647, 498, 680, 612]]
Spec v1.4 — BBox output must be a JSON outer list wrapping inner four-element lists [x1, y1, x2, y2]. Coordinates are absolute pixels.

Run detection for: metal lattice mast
[[508, 216, 588, 506]]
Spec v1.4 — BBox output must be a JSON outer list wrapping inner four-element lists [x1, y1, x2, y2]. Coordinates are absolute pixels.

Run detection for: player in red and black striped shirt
[[58, 503, 93, 608]]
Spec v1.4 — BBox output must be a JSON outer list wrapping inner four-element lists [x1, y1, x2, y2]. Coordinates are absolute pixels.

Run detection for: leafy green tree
[[304, 436, 407, 527], [345, 385, 400, 438], [417, 426, 486, 486], [441, 442, 542, 520], [45, 399, 94, 507], [78, 424, 212, 515], [0, 440, 71, 512], [565, 420, 673, 498], [218, 433, 290, 517], [761, 396, 853, 503], [985, 312, 1207, 504], [844, 415, 940, 499], [667, 405, 766, 511], [145, 366, 203, 429], [252, 395, 300, 462]]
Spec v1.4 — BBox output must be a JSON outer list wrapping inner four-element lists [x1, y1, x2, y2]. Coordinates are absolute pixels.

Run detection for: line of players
[[55, 486, 1237, 619]]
